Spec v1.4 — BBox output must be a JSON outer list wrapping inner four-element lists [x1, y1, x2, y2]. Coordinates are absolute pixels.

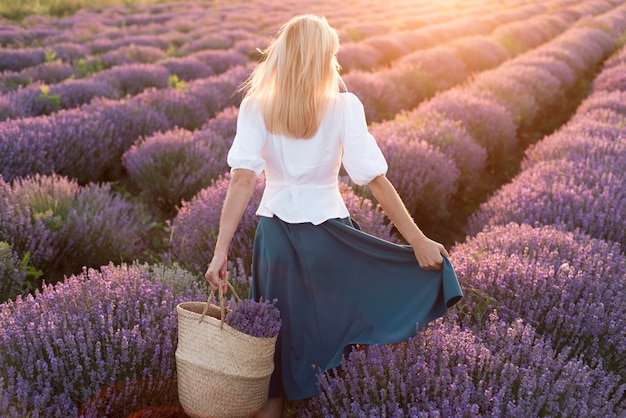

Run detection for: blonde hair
[[241, 14, 345, 139]]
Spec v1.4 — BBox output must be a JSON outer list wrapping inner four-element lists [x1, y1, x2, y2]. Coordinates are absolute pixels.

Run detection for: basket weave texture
[[175, 298, 277, 418]]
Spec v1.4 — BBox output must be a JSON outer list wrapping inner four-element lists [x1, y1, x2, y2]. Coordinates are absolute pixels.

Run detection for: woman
[[205, 14, 462, 417]]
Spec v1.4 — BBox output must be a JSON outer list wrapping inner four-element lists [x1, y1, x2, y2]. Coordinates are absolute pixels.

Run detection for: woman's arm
[[368, 174, 448, 270], [205, 168, 257, 290]]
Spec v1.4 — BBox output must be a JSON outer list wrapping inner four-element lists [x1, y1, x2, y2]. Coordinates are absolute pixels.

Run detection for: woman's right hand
[[205, 252, 229, 292]]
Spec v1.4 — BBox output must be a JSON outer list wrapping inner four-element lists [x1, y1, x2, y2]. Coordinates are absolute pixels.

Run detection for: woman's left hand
[[412, 237, 449, 271]]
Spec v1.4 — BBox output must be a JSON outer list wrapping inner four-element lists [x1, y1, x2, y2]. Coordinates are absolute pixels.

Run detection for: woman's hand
[[412, 236, 449, 271], [367, 175, 449, 271], [205, 252, 228, 292]]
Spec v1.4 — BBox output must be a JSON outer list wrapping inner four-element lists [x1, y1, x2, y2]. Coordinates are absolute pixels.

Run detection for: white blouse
[[227, 92, 388, 225]]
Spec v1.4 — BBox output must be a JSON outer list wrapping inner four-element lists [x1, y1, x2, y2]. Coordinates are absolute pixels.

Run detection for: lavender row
[[0, 49, 249, 119], [0, 0, 497, 73], [362, 8, 624, 226], [167, 174, 399, 276], [0, 263, 205, 417], [468, 44, 626, 247], [338, 0, 586, 73], [0, 0, 497, 51], [343, 0, 622, 123], [0, 64, 251, 184]]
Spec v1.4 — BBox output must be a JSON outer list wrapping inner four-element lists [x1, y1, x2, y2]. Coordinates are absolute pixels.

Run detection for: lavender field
[[1, 0, 625, 416]]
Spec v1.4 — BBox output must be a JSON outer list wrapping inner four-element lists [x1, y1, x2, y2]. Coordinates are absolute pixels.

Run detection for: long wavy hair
[[240, 14, 345, 139]]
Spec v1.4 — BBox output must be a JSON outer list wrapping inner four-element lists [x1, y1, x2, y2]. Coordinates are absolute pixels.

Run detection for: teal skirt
[[250, 216, 462, 401]]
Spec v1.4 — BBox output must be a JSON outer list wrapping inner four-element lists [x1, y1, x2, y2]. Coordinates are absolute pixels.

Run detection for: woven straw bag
[[175, 282, 277, 418]]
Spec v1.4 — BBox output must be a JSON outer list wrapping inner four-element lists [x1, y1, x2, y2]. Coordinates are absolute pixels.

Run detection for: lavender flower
[[225, 298, 281, 339], [513, 54, 578, 90]]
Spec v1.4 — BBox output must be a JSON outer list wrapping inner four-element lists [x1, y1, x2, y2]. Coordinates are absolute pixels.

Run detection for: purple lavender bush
[[0, 98, 163, 183], [592, 63, 626, 92], [418, 88, 517, 168], [522, 131, 626, 174], [375, 109, 488, 190], [100, 44, 167, 67], [0, 241, 29, 303], [336, 42, 383, 72], [513, 53, 578, 90], [226, 298, 281, 339], [189, 49, 249, 75], [466, 69, 539, 128], [361, 35, 410, 67], [200, 105, 239, 140], [6, 174, 151, 281], [450, 223, 626, 377], [0, 176, 56, 285], [375, 129, 459, 222], [577, 90, 626, 116], [338, 181, 399, 243], [96, 63, 170, 96], [447, 35, 511, 72], [161, 56, 216, 81], [123, 126, 232, 217], [0, 48, 46, 72], [135, 86, 210, 131], [494, 63, 565, 110], [0, 262, 206, 417], [342, 71, 387, 123], [564, 108, 626, 141], [4, 79, 119, 119], [467, 160, 626, 247], [298, 315, 625, 417], [187, 64, 251, 118], [168, 173, 265, 275], [21, 61, 76, 85]]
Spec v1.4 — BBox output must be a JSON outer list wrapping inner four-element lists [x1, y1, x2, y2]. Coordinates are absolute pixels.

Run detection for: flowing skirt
[[250, 216, 462, 401]]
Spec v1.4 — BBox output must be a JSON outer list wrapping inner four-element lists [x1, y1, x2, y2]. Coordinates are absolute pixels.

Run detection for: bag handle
[[200, 281, 242, 329]]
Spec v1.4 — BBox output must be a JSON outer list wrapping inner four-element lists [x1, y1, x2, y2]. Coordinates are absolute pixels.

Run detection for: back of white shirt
[[227, 92, 388, 225]]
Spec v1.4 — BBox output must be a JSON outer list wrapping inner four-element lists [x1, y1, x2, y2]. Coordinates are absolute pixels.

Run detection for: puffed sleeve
[[226, 98, 267, 176], [341, 92, 388, 185]]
